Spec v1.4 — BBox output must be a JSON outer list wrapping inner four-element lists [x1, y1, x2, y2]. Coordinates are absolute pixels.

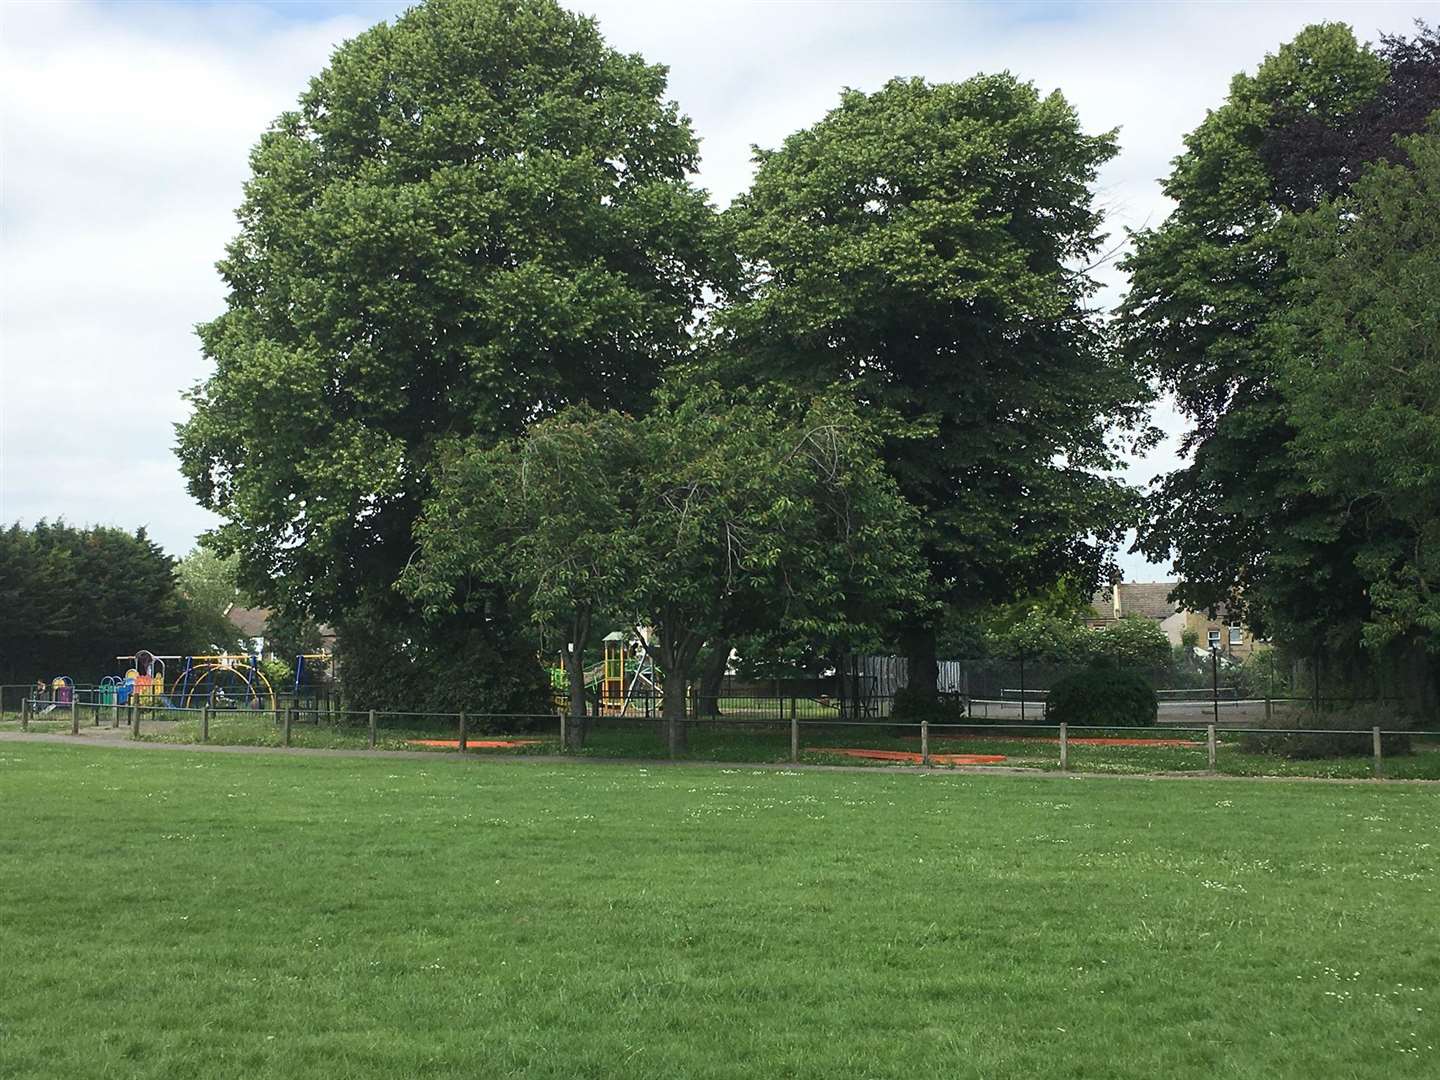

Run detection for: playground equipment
[[34, 676, 75, 715], [600, 631, 661, 715], [113, 651, 278, 711], [543, 632, 662, 716], [26, 648, 332, 717]]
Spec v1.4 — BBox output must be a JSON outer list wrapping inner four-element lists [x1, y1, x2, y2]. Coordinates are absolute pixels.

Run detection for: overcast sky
[[2, 0, 1435, 580]]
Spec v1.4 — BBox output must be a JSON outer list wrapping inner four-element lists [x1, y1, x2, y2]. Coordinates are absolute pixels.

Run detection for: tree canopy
[[1120, 21, 1440, 703], [0, 522, 191, 683], [406, 385, 926, 746], [1276, 129, 1440, 668], [176, 0, 725, 711], [714, 74, 1149, 691], [174, 546, 244, 653]]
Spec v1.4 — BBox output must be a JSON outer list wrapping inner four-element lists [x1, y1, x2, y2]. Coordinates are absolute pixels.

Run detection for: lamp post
[[1210, 644, 1220, 727]]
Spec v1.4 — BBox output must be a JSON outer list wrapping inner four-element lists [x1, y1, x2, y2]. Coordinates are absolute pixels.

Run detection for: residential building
[[1087, 582, 1262, 658]]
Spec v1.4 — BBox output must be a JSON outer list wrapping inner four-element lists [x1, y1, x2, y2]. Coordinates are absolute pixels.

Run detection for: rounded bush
[[1047, 669, 1157, 727]]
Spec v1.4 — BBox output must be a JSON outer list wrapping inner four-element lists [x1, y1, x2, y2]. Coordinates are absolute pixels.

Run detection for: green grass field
[[2, 743, 1438, 1078]]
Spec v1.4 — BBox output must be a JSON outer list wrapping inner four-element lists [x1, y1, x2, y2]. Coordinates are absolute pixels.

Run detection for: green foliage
[[1047, 669, 1158, 727], [174, 546, 244, 652], [407, 383, 928, 728], [1275, 130, 1440, 656], [621, 386, 927, 687], [715, 73, 1150, 666], [260, 607, 326, 664], [406, 405, 635, 644], [1239, 704, 1413, 759], [986, 608, 1088, 663], [985, 610, 1169, 672], [1089, 616, 1171, 669], [258, 656, 293, 691], [1121, 22, 1440, 711], [175, 0, 724, 708], [0, 521, 190, 682], [334, 595, 550, 722]]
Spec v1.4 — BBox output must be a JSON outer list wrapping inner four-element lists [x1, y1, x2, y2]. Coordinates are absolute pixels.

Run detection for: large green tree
[[1121, 22, 1440, 705], [714, 75, 1149, 698], [176, 0, 723, 711], [1275, 130, 1440, 711], [404, 406, 636, 741], [0, 522, 190, 683], [407, 385, 926, 751]]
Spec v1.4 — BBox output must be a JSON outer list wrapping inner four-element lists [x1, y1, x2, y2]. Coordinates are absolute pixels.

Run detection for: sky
[[2, 0, 1436, 581]]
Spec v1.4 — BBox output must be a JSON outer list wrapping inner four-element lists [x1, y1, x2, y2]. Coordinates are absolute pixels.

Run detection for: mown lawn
[[1, 743, 1438, 1078]]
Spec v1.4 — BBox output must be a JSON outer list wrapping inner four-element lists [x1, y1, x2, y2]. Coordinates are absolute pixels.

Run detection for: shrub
[[1046, 669, 1157, 727], [259, 657, 293, 692], [1239, 704, 1413, 759]]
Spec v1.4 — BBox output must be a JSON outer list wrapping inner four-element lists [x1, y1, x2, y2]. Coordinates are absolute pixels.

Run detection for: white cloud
[[2, 0, 1433, 581]]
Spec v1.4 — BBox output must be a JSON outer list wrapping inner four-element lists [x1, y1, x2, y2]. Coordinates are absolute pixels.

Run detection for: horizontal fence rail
[[3, 672, 1432, 781], [4, 693, 1436, 780]]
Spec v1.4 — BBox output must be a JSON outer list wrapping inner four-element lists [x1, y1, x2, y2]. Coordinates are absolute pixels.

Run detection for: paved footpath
[[1, 730, 1431, 785]]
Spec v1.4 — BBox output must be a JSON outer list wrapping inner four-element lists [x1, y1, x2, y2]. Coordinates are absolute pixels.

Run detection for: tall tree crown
[[177, 0, 723, 623]]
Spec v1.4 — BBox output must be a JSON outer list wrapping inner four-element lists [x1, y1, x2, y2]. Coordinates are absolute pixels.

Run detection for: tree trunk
[[652, 622, 701, 756], [696, 642, 731, 719], [663, 676, 688, 756], [901, 621, 939, 703], [565, 646, 588, 749]]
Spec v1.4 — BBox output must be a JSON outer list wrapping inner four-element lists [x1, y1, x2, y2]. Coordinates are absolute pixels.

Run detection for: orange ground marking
[[907, 734, 1201, 749], [811, 748, 1008, 765], [406, 738, 542, 750]]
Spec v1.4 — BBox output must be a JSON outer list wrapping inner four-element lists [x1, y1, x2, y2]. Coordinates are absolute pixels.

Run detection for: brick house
[[1087, 582, 1262, 658]]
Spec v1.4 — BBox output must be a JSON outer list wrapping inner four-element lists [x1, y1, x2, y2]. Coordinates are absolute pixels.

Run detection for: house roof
[[1116, 582, 1181, 621], [1088, 590, 1115, 622], [1089, 582, 1184, 623], [225, 605, 270, 638]]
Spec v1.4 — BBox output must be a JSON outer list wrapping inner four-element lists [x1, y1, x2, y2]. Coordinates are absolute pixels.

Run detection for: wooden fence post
[[1373, 726, 1383, 778], [131, 704, 140, 739], [1207, 724, 1217, 772], [21, 694, 30, 732], [71, 697, 79, 736], [559, 711, 567, 751], [368, 709, 377, 749], [201, 705, 210, 743], [790, 711, 799, 763], [111, 702, 120, 729], [921, 719, 930, 767], [458, 711, 468, 753], [1059, 722, 1068, 771]]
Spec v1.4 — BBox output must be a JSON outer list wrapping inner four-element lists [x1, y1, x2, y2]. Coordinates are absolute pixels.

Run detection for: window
[[1207, 629, 1222, 650], [1229, 624, 1243, 646]]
